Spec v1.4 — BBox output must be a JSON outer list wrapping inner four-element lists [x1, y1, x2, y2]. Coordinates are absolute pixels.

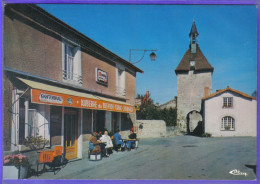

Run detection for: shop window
[[221, 116, 235, 131], [121, 113, 132, 131], [83, 109, 92, 135], [62, 39, 82, 85], [28, 109, 38, 137], [223, 97, 233, 108]]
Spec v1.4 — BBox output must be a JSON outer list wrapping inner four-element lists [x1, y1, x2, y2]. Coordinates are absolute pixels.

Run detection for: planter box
[[3, 166, 19, 179], [89, 153, 102, 161], [3, 166, 28, 179]]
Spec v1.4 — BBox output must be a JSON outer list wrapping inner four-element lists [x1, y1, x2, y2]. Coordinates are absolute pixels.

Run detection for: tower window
[[190, 61, 195, 70]]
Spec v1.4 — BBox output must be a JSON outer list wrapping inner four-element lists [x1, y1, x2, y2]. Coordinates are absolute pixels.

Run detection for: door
[[64, 108, 78, 160]]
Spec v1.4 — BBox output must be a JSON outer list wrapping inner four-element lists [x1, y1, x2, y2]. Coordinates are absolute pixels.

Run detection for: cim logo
[[39, 93, 63, 104]]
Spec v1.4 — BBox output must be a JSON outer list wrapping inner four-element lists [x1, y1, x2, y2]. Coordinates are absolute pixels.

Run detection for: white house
[[202, 86, 257, 137]]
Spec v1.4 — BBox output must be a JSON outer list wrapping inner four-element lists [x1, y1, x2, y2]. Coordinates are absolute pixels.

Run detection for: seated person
[[127, 130, 137, 151], [89, 132, 107, 157], [113, 129, 127, 150], [99, 130, 113, 155]]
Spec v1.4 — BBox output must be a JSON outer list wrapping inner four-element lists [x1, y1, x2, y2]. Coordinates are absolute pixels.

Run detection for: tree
[[136, 93, 177, 126]]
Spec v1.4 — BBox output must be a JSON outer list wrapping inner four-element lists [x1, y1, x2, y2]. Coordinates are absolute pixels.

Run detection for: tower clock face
[[190, 61, 195, 66]]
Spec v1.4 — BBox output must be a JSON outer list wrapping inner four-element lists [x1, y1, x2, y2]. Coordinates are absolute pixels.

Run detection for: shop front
[[15, 77, 135, 160]]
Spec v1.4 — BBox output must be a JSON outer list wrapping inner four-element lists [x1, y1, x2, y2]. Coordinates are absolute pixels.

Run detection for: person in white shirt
[[99, 130, 113, 155]]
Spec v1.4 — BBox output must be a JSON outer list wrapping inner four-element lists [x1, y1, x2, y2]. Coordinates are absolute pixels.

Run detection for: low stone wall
[[134, 120, 166, 138]]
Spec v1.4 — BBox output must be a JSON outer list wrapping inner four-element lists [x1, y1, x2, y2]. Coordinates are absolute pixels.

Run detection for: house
[[3, 4, 143, 160], [202, 86, 257, 137], [175, 20, 214, 133], [159, 97, 177, 109]]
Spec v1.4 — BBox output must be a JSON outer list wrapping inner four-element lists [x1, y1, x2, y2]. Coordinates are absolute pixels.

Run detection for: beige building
[[3, 4, 142, 160]]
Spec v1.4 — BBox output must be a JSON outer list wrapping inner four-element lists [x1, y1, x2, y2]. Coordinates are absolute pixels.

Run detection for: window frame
[[221, 116, 235, 131], [62, 38, 82, 85], [116, 64, 126, 97], [223, 97, 233, 108]]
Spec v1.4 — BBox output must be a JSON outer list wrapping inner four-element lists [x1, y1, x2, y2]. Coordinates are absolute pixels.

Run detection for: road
[[29, 135, 257, 180]]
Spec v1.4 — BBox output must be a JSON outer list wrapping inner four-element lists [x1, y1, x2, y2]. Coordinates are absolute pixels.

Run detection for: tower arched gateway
[[175, 20, 214, 133]]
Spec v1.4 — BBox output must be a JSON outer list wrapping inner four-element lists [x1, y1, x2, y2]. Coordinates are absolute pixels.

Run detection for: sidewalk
[[28, 146, 144, 179]]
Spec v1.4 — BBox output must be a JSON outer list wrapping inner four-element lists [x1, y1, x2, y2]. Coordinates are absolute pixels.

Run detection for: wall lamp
[[129, 49, 158, 64]]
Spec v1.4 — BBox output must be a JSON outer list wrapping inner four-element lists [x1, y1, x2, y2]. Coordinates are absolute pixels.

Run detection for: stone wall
[[133, 120, 166, 138], [177, 71, 212, 132]]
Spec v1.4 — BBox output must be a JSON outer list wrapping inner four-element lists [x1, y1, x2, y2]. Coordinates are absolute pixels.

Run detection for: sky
[[38, 4, 257, 105]]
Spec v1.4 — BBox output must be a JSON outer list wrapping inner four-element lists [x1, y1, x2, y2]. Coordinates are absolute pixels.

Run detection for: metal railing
[[63, 70, 82, 84], [116, 87, 126, 97]]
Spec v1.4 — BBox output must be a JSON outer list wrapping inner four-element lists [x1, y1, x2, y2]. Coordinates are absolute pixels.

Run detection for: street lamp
[[129, 49, 158, 64]]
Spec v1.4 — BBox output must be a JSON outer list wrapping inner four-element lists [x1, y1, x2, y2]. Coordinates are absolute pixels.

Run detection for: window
[[190, 60, 195, 70], [12, 88, 50, 150], [223, 97, 233, 108], [221, 116, 235, 130], [116, 65, 126, 97], [62, 39, 82, 85], [28, 109, 38, 137]]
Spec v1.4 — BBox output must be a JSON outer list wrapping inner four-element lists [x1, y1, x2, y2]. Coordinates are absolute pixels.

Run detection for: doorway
[[64, 108, 78, 160]]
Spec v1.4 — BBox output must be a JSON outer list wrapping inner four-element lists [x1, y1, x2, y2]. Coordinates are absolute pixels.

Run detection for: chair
[[37, 146, 64, 175]]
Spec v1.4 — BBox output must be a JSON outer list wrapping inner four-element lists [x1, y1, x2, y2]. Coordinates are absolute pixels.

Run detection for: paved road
[[29, 135, 257, 180]]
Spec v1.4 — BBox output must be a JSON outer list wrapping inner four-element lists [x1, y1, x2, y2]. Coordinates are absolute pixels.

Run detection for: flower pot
[[19, 166, 28, 179], [3, 166, 19, 179], [3, 166, 28, 179]]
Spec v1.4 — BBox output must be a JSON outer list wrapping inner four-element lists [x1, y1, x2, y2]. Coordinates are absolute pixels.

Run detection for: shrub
[[23, 136, 49, 150], [202, 133, 212, 137]]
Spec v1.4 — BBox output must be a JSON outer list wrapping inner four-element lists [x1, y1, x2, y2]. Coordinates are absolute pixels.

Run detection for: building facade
[[3, 4, 142, 160], [159, 97, 177, 109], [202, 86, 257, 137], [175, 21, 214, 133]]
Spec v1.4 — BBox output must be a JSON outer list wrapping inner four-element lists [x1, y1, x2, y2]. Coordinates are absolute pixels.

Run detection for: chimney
[[204, 86, 209, 97]]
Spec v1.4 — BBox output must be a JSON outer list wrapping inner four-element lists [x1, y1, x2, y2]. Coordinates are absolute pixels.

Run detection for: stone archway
[[186, 110, 203, 135]]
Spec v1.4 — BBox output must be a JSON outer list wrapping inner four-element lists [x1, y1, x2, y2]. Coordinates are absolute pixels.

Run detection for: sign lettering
[[32, 89, 135, 113]]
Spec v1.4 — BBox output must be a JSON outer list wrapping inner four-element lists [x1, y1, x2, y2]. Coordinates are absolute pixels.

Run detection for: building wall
[[159, 99, 176, 109], [125, 71, 136, 105], [3, 75, 13, 151], [177, 71, 212, 132], [4, 7, 62, 82], [204, 92, 257, 137], [4, 6, 137, 105]]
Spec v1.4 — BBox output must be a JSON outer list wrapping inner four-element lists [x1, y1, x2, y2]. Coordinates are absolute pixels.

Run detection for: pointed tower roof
[[189, 20, 199, 36], [175, 46, 214, 74]]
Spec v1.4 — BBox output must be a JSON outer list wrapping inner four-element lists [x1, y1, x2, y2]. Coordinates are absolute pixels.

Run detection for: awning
[[17, 77, 135, 114]]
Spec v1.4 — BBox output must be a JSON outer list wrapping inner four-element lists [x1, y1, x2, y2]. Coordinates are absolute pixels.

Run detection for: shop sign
[[96, 68, 108, 86], [39, 93, 63, 104], [31, 89, 135, 114]]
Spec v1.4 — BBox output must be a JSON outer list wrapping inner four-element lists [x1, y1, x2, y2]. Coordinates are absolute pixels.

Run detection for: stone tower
[[175, 20, 214, 133]]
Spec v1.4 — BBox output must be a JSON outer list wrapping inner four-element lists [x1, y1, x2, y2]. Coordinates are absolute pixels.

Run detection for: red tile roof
[[202, 86, 256, 100], [175, 46, 214, 74]]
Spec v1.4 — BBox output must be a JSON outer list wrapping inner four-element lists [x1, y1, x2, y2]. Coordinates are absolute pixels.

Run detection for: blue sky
[[38, 4, 257, 105]]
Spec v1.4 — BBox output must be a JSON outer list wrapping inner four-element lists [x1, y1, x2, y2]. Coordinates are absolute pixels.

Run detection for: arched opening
[[186, 110, 203, 135]]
